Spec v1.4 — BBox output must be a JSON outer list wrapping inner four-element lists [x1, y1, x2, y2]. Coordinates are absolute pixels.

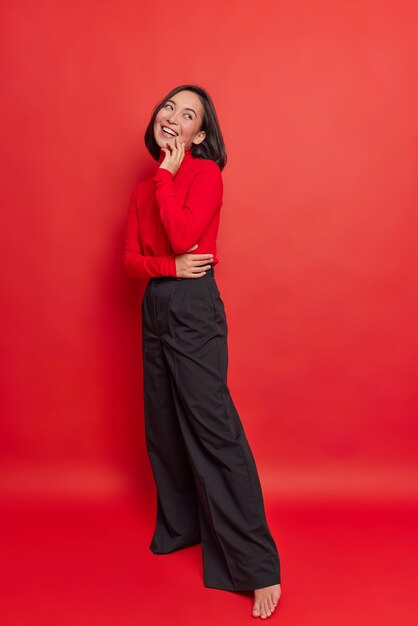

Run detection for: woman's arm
[[123, 191, 177, 279], [153, 160, 223, 254]]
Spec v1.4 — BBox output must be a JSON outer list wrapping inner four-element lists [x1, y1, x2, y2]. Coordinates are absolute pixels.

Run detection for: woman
[[123, 84, 282, 619]]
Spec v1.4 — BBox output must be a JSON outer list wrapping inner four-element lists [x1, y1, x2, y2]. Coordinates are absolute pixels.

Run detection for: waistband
[[150, 264, 215, 283]]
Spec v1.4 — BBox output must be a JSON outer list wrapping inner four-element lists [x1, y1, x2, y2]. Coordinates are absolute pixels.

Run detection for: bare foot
[[252, 583, 281, 619]]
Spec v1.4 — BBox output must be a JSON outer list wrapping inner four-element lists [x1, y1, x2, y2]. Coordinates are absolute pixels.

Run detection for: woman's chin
[[156, 138, 173, 148]]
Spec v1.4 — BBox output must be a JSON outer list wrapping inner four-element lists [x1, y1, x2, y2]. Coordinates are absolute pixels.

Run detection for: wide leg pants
[[141, 265, 281, 591]]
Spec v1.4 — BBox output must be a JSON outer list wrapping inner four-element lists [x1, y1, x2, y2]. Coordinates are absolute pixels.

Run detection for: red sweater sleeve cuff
[[154, 167, 174, 182], [158, 253, 177, 277], [167, 254, 177, 277]]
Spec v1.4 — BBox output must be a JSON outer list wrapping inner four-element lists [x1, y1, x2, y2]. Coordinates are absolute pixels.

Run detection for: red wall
[[1, 0, 417, 498]]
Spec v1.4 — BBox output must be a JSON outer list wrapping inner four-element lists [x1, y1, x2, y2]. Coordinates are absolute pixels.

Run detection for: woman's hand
[[159, 137, 186, 176], [175, 244, 213, 278]]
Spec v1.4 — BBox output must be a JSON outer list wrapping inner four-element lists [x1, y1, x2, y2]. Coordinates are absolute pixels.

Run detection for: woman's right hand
[[175, 244, 213, 278]]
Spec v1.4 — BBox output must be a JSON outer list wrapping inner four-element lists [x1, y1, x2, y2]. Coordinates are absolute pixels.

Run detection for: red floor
[[1, 490, 416, 625]]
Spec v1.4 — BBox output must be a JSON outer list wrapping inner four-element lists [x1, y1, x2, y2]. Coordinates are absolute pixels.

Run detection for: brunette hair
[[144, 84, 227, 170]]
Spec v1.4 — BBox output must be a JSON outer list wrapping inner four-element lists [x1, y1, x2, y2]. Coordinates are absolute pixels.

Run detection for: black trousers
[[141, 264, 281, 591]]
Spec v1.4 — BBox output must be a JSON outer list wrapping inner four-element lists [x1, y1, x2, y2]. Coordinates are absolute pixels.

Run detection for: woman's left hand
[[159, 137, 186, 176]]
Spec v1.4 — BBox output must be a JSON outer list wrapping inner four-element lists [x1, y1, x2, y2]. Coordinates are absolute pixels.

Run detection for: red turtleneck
[[123, 147, 223, 279]]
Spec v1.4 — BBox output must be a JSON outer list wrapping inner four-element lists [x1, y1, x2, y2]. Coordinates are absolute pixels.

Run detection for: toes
[[254, 591, 280, 620], [252, 601, 261, 617], [261, 600, 271, 619]]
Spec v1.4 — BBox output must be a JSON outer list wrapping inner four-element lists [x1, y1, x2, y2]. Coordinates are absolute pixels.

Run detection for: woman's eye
[[163, 104, 191, 119]]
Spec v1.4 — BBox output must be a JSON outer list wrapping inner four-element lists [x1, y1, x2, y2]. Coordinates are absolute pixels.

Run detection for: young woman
[[123, 84, 282, 619]]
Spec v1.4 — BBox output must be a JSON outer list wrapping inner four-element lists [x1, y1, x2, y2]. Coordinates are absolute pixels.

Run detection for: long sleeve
[[153, 160, 223, 254], [123, 190, 177, 279]]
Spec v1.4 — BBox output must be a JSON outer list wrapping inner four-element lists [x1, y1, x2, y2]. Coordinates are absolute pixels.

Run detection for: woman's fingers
[[178, 139, 185, 165], [189, 254, 213, 260]]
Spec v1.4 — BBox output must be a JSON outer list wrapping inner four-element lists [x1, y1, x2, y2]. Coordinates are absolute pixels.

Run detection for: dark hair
[[144, 84, 227, 171]]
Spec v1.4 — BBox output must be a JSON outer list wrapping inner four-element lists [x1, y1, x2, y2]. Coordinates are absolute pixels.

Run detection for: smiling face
[[154, 90, 206, 150]]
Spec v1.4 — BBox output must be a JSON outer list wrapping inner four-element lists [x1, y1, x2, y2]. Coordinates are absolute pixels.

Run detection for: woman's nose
[[167, 114, 180, 127]]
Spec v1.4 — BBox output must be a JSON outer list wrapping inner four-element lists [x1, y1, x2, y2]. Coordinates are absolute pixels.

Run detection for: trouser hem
[[203, 576, 281, 592], [149, 536, 202, 555]]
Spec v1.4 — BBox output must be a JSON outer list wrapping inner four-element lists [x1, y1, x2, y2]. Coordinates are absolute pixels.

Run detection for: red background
[[0, 1, 417, 624]]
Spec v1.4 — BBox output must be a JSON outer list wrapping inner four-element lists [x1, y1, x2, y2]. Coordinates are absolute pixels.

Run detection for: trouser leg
[[142, 280, 201, 554], [157, 270, 281, 591]]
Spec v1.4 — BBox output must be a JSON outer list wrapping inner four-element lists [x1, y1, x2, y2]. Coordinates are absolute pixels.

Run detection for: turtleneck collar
[[158, 146, 194, 165]]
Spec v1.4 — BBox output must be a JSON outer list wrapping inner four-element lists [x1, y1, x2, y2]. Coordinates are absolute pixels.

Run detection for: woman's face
[[154, 90, 206, 151]]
